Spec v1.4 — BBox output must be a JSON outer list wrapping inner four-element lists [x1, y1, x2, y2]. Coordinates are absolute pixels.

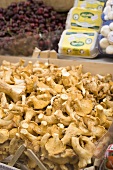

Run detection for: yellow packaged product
[[74, 0, 105, 11], [58, 29, 99, 58], [66, 7, 102, 31]]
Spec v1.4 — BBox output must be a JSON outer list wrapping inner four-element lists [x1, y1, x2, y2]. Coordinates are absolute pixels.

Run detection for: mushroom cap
[[60, 94, 68, 101], [30, 96, 50, 109], [108, 11, 113, 20], [109, 23, 113, 31], [106, 45, 113, 54], [101, 25, 110, 37], [108, 31, 113, 45], [103, 6, 112, 15], [45, 133, 66, 156], [74, 99, 93, 116], [99, 38, 109, 49], [0, 129, 9, 144]]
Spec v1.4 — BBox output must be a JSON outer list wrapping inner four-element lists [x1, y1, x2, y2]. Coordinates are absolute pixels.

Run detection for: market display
[[0, 58, 113, 169], [0, 0, 113, 57], [0, 0, 113, 169], [57, 0, 113, 58], [58, 0, 107, 58], [0, 0, 67, 56]]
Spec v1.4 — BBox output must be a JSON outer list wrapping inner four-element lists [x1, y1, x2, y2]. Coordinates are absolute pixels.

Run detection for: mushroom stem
[[0, 80, 25, 102], [9, 103, 24, 113], [20, 128, 38, 142], [25, 109, 36, 122], [0, 118, 12, 126], [54, 110, 72, 126], [41, 133, 51, 157], [3, 113, 14, 121]]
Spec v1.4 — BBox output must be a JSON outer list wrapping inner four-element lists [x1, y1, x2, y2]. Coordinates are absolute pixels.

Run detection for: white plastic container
[[74, 0, 105, 11], [58, 29, 99, 58], [66, 7, 102, 32]]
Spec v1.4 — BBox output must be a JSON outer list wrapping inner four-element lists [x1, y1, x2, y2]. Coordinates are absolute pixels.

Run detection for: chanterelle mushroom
[[28, 96, 50, 109], [0, 80, 26, 102], [45, 133, 66, 156], [0, 59, 112, 169], [54, 110, 72, 126], [48, 148, 77, 165], [61, 123, 83, 145], [41, 133, 51, 157], [74, 99, 93, 116], [71, 136, 95, 168], [103, 98, 113, 108], [0, 129, 9, 144], [75, 81, 86, 95]]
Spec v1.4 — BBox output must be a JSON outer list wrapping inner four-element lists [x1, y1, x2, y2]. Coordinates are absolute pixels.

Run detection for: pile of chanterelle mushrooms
[[0, 59, 113, 170]]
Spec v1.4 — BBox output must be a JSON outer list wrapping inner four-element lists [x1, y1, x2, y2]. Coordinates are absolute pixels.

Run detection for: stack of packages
[[58, 0, 106, 58], [98, 0, 113, 55]]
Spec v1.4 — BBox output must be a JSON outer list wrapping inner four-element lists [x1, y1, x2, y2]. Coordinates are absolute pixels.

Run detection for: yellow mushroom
[[74, 99, 93, 116], [61, 123, 83, 145], [0, 79, 26, 102], [71, 136, 94, 168], [28, 96, 50, 109], [54, 110, 72, 126], [0, 129, 9, 144], [45, 133, 66, 156]]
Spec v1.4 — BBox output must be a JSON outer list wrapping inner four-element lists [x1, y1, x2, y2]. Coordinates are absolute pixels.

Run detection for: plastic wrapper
[[66, 7, 102, 32], [98, 34, 113, 57], [94, 122, 113, 169], [101, 3, 113, 21], [58, 29, 99, 58], [97, 0, 113, 57], [74, 0, 105, 11], [0, 30, 62, 56], [98, 20, 113, 56], [98, 145, 113, 170]]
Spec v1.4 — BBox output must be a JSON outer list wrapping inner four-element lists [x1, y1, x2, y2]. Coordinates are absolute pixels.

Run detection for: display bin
[[0, 55, 113, 73], [0, 55, 113, 170]]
